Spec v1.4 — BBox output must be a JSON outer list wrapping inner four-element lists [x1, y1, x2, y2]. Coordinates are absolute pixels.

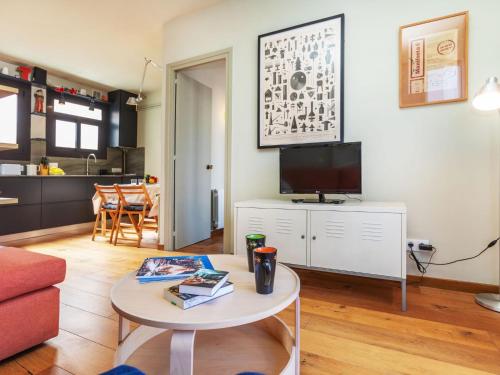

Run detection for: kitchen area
[[0, 62, 156, 241]]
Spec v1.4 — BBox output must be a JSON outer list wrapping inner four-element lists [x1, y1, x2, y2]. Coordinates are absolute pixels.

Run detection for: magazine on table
[[136, 255, 214, 282], [164, 282, 234, 310], [179, 269, 229, 296]]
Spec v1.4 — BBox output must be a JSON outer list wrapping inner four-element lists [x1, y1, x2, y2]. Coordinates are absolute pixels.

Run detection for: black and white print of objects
[[309, 124, 315, 131], [283, 85, 287, 100], [319, 103, 325, 114], [265, 90, 272, 102], [308, 91, 314, 98], [298, 107, 307, 121], [296, 102, 303, 109], [323, 121, 331, 131], [291, 117, 298, 133], [299, 92, 304, 100], [265, 112, 269, 120], [325, 49, 332, 65], [273, 72, 277, 85], [291, 61, 306, 90], [308, 102, 315, 120], [290, 92, 298, 101], [301, 123, 307, 132]]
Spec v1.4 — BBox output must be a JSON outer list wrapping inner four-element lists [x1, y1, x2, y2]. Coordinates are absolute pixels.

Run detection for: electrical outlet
[[407, 239, 430, 252]]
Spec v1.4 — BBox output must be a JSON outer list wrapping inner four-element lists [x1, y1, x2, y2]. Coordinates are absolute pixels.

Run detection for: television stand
[[300, 194, 345, 204]]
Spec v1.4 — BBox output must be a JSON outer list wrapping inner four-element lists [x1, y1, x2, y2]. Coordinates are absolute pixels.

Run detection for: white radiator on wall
[[211, 189, 218, 230]]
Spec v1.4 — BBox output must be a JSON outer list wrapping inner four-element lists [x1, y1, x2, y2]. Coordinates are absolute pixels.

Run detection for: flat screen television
[[280, 142, 362, 203]]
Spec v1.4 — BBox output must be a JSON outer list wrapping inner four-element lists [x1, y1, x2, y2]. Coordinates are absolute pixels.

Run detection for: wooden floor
[[1, 231, 500, 374]]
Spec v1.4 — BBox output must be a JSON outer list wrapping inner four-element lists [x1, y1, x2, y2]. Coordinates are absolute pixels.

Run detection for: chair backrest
[[95, 184, 118, 207], [114, 184, 153, 209]]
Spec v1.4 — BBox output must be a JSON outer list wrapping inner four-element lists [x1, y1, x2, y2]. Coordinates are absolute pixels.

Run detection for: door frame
[[162, 48, 233, 253]]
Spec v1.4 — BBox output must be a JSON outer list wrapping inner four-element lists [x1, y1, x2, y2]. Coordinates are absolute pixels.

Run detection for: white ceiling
[[0, 0, 222, 94]]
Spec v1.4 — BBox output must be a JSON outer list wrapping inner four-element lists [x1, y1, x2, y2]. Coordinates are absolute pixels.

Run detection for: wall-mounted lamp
[[127, 57, 162, 107], [472, 77, 500, 111]]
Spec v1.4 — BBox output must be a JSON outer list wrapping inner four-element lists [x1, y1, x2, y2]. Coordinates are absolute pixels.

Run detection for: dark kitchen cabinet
[[41, 201, 94, 228], [0, 177, 41, 205], [0, 176, 137, 236], [0, 204, 41, 235], [42, 177, 92, 203], [108, 90, 137, 148]]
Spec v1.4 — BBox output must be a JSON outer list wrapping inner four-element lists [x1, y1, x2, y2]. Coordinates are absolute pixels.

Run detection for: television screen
[[280, 142, 362, 194]]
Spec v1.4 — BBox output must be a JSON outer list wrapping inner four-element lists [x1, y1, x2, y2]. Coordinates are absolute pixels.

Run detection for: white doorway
[[173, 59, 227, 250]]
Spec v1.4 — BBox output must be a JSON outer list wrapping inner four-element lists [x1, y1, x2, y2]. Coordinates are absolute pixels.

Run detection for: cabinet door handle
[[301, 235, 305, 239], [312, 236, 317, 240]]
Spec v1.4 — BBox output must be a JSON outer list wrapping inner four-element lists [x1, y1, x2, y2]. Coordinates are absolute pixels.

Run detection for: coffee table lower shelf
[[115, 315, 296, 375]]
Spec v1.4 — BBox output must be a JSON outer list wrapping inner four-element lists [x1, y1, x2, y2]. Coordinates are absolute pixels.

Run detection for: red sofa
[[0, 247, 66, 361]]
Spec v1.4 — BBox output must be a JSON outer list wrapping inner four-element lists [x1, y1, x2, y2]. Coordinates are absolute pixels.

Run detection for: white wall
[[183, 60, 226, 229], [137, 91, 162, 177], [163, 0, 500, 284]]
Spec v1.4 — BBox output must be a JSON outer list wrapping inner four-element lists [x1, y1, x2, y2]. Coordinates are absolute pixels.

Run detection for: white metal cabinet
[[309, 210, 402, 278], [234, 199, 407, 311], [235, 207, 307, 265]]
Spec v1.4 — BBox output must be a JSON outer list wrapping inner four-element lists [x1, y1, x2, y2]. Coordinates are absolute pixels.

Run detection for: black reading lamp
[[473, 77, 500, 312]]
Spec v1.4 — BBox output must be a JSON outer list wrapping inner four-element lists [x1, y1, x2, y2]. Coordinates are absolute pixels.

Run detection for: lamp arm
[[136, 58, 152, 101]]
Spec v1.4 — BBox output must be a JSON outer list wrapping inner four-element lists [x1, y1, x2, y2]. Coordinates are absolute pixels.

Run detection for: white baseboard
[[0, 222, 94, 244]]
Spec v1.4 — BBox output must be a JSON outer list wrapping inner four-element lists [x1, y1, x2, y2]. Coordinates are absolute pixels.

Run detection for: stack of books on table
[[136, 255, 214, 283], [164, 269, 233, 310]]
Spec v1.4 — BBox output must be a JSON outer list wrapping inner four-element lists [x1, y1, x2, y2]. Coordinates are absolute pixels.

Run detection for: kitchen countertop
[[0, 197, 18, 205]]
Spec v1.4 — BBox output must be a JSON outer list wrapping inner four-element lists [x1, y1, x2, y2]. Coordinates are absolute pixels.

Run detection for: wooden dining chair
[[112, 184, 157, 247], [92, 184, 120, 242]]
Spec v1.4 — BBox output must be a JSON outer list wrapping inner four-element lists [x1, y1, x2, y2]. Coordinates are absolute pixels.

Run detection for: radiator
[[211, 189, 218, 230]]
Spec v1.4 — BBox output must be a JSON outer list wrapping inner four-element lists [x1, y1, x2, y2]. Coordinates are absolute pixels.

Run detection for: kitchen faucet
[[86, 153, 96, 175]]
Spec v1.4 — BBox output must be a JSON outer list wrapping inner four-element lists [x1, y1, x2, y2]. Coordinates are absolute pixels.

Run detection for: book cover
[[179, 269, 230, 296], [136, 255, 214, 280], [164, 282, 234, 310]]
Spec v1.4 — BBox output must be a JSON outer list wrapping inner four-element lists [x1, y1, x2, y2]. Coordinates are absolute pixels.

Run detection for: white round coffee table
[[111, 254, 301, 375]]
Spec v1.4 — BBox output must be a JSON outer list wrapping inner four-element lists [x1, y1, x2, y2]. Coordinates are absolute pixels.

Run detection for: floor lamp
[[473, 77, 500, 312]]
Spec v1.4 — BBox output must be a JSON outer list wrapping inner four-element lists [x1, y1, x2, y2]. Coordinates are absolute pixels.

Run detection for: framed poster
[[258, 14, 344, 148], [399, 12, 468, 108]]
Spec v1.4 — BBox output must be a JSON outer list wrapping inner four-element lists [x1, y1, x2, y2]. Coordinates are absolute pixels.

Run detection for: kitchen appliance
[[0, 164, 24, 176], [26, 164, 38, 176], [280, 142, 362, 203]]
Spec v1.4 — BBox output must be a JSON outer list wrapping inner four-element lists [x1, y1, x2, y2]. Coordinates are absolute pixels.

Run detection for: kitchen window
[[47, 90, 107, 158], [0, 77, 30, 160]]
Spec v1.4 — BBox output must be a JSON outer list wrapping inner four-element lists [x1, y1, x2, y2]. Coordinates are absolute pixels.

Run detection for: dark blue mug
[[254, 247, 277, 294]]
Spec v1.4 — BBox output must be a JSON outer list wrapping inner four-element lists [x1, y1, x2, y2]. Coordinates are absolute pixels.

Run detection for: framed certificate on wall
[[399, 12, 468, 108]]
